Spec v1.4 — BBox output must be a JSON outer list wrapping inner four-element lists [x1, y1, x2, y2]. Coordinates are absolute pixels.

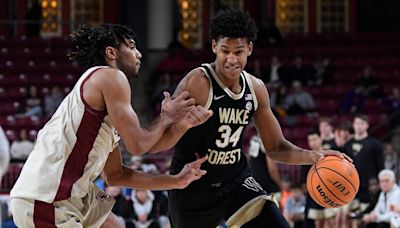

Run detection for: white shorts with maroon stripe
[[10, 185, 115, 228]]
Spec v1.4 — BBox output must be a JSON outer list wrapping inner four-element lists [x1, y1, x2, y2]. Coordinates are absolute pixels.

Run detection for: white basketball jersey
[[11, 66, 120, 203]]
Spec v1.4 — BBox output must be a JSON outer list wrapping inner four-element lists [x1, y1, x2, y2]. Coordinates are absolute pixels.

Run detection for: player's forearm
[[267, 140, 319, 165], [106, 166, 182, 190], [129, 114, 173, 155], [148, 123, 189, 153]]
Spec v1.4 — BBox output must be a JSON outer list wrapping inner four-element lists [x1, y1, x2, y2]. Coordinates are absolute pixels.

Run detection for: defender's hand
[[161, 91, 195, 123], [181, 106, 213, 129], [174, 155, 208, 189]]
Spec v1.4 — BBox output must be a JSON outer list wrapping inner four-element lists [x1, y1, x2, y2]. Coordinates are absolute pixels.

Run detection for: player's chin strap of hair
[[217, 194, 278, 228]]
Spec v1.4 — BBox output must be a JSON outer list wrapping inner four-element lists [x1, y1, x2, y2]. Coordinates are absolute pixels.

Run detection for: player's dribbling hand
[[181, 106, 213, 129], [174, 155, 208, 189], [161, 91, 195, 123], [316, 150, 353, 163]]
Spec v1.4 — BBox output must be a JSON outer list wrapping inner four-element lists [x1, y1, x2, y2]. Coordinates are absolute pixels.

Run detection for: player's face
[[212, 37, 253, 81], [115, 39, 142, 78], [307, 134, 322, 151], [353, 118, 369, 135]]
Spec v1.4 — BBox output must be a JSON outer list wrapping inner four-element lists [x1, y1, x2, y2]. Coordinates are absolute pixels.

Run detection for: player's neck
[[354, 132, 368, 140], [212, 64, 242, 93]]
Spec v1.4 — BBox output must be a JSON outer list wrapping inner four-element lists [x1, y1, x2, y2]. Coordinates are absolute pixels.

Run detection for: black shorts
[[168, 171, 289, 228]]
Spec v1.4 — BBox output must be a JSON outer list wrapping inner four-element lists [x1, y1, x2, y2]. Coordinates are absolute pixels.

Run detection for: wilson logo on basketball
[[316, 185, 341, 208]]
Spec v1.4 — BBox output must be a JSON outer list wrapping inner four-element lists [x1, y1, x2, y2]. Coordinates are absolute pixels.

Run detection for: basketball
[[306, 156, 359, 208]]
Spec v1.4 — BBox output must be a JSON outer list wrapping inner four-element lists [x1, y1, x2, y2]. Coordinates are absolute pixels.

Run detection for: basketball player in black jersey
[[150, 9, 351, 228]]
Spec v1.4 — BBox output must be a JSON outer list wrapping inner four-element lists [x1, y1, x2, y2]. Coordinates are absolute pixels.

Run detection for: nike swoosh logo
[[214, 95, 225, 100]]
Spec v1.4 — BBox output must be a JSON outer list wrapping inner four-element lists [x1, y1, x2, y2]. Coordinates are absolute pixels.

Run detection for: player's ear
[[105, 46, 117, 60], [247, 41, 253, 56], [212, 39, 217, 54]]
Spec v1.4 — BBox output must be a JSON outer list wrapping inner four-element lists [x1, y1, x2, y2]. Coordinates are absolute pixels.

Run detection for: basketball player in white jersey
[[10, 24, 212, 228]]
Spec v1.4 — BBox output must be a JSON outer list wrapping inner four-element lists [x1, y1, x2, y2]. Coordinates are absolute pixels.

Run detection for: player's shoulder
[[91, 68, 128, 85], [244, 72, 264, 86], [244, 71, 268, 96], [95, 67, 125, 78], [181, 67, 210, 88]]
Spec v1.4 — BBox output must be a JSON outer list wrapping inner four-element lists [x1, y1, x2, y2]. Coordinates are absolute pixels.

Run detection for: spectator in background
[[44, 86, 64, 117], [345, 178, 381, 228], [282, 57, 311, 87], [343, 115, 385, 223], [131, 189, 160, 228], [280, 177, 293, 211], [263, 56, 284, 88], [21, 85, 42, 117], [285, 80, 316, 116], [106, 185, 133, 228], [356, 66, 382, 98], [362, 169, 400, 228], [334, 121, 353, 151], [381, 87, 400, 127], [0, 126, 10, 183], [284, 184, 306, 228], [318, 117, 337, 150], [383, 143, 400, 188], [270, 84, 288, 118], [309, 57, 333, 87], [341, 83, 366, 114], [10, 129, 34, 161]]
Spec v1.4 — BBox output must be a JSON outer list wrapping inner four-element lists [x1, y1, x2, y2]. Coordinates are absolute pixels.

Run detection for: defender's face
[[115, 39, 142, 78], [212, 37, 252, 81]]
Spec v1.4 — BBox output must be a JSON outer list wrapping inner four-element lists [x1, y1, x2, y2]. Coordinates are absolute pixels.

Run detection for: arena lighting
[[50, 0, 57, 8], [41, 0, 59, 33], [179, 0, 201, 48], [42, 0, 48, 8]]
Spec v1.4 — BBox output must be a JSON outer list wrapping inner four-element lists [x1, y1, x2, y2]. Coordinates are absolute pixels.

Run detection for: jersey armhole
[[199, 66, 213, 110], [243, 71, 259, 111], [80, 67, 108, 114]]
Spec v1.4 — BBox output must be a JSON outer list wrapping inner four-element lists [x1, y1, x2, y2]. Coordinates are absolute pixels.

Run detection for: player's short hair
[[336, 121, 353, 133], [209, 8, 257, 43], [354, 114, 369, 123], [307, 129, 320, 137], [319, 117, 333, 125], [68, 24, 137, 68]]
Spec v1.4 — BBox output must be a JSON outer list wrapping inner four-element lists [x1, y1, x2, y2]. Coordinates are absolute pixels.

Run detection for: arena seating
[[0, 33, 399, 190]]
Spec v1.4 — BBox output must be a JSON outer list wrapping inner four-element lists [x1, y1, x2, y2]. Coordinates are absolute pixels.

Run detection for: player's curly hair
[[68, 24, 137, 68], [209, 8, 257, 42]]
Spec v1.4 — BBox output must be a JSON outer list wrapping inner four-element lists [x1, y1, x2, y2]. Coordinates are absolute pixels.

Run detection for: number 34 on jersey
[[207, 107, 250, 165]]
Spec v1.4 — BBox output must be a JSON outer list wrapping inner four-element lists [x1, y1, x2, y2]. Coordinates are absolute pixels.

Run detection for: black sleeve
[[373, 140, 384, 176], [342, 141, 353, 159]]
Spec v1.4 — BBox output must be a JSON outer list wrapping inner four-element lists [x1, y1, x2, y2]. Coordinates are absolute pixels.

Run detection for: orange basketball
[[306, 156, 359, 208]]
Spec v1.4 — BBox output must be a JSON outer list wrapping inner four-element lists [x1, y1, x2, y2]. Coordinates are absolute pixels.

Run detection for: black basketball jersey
[[171, 63, 258, 185]]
